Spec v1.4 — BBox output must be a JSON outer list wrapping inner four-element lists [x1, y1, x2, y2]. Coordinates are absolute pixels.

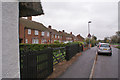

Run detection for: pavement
[[59, 47, 97, 78], [58, 46, 119, 79]]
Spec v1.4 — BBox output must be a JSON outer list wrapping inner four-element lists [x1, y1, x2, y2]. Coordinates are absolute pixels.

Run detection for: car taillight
[[99, 44, 101, 49]]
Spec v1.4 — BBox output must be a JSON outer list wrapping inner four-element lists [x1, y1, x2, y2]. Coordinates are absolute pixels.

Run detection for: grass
[[116, 46, 120, 49], [111, 43, 120, 45]]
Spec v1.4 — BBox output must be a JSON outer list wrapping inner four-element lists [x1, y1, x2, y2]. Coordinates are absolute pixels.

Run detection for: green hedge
[[20, 41, 84, 51], [116, 46, 120, 49], [20, 43, 68, 51]]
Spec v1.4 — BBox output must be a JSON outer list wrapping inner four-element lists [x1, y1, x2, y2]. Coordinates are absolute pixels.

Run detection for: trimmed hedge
[[20, 41, 85, 51], [20, 43, 68, 51]]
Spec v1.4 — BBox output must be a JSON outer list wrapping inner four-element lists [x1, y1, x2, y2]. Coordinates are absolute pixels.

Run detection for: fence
[[20, 48, 53, 79], [53, 47, 66, 65], [20, 43, 83, 79], [65, 44, 83, 61]]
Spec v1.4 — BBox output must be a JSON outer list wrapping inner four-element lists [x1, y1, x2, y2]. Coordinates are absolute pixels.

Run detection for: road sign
[[88, 33, 91, 38]]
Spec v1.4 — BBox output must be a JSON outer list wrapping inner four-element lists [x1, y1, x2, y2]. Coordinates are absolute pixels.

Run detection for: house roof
[[20, 18, 49, 31], [19, 2, 44, 17], [48, 28, 60, 35]]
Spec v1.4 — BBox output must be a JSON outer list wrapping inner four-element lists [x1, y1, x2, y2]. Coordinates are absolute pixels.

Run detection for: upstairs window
[[47, 32, 49, 37], [35, 30, 38, 35], [28, 29, 31, 34], [58, 36, 60, 38], [41, 32, 45, 36], [52, 35, 54, 38], [55, 35, 57, 38]]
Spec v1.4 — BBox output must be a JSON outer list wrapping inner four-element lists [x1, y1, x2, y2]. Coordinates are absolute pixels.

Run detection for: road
[[93, 47, 118, 79], [58, 46, 119, 79]]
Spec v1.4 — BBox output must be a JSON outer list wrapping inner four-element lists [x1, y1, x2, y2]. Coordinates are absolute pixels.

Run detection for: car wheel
[[109, 53, 112, 56]]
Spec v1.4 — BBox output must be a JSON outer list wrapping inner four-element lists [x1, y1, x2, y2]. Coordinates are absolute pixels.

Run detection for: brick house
[[19, 18, 84, 44], [77, 34, 84, 41], [19, 18, 50, 44], [48, 25, 63, 43]]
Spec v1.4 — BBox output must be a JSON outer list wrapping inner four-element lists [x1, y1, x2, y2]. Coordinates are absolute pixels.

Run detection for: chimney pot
[[62, 30, 65, 32], [27, 16, 32, 20], [48, 25, 52, 29]]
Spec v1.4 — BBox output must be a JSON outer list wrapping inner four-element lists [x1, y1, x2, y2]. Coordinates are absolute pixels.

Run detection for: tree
[[92, 35, 97, 40], [110, 35, 118, 43]]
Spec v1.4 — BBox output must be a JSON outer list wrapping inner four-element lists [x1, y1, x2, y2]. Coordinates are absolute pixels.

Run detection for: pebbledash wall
[[2, 1, 20, 79], [0, 1, 2, 80]]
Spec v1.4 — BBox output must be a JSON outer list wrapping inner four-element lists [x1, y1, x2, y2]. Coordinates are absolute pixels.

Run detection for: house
[[48, 25, 62, 43], [77, 34, 84, 41], [2, 1, 44, 79], [19, 17, 51, 44]]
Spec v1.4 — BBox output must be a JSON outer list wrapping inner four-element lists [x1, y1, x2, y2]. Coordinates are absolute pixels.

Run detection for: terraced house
[[19, 17, 50, 44], [19, 17, 84, 44]]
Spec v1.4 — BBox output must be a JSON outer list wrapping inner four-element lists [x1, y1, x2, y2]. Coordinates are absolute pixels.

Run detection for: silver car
[[97, 43, 112, 56]]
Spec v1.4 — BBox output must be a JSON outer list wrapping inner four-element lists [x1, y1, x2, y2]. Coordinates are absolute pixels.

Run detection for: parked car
[[97, 43, 112, 56]]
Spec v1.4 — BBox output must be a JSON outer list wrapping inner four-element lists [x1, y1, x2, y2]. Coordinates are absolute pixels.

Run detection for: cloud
[[33, 1, 118, 40]]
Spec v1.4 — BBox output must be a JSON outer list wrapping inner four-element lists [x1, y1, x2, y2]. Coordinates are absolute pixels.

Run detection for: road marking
[[89, 52, 98, 80]]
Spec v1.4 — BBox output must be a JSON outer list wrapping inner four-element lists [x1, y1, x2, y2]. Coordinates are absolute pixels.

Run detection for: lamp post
[[88, 21, 92, 49]]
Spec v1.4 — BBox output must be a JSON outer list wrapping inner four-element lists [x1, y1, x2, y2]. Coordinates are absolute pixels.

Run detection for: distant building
[[19, 18, 84, 44], [19, 17, 50, 44]]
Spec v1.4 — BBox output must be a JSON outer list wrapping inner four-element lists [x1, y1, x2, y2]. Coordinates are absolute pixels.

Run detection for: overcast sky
[[32, 0, 119, 40]]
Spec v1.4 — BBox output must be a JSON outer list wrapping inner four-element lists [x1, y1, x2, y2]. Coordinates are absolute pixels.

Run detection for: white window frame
[[26, 39, 28, 43], [41, 32, 45, 36], [47, 32, 49, 37], [28, 29, 31, 34], [35, 30, 39, 35], [55, 35, 57, 38], [32, 39, 39, 44], [52, 35, 54, 38]]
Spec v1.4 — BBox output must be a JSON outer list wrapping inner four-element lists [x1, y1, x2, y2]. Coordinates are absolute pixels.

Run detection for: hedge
[[19, 41, 85, 51], [20, 43, 68, 51]]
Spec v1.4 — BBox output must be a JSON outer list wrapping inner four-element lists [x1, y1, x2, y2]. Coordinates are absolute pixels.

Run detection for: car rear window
[[100, 44, 109, 47]]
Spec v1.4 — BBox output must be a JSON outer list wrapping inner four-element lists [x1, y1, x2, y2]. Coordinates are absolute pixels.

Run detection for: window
[[35, 30, 38, 35], [52, 35, 54, 38], [26, 39, 28, 43], [32, 39, 39, 44], [28, 29, 31, 34], [41, 32, 45, 36], [61, 36, 62, 38], [55, 35, 57, 38], [47, 32, 49, 37], [58, 36, 60, 38], [41, 39, 47, 44]]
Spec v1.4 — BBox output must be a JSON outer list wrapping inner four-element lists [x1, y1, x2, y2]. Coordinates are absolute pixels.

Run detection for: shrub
[[19, 43, 68, 51]]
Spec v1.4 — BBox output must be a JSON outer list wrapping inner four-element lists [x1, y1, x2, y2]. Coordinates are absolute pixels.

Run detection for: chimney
[[70, 32, 72, 35], [62, 30, 65, 32], [27, 16, 32, 20], [59, 31, 62, 33], [48, 25, 52, 29]]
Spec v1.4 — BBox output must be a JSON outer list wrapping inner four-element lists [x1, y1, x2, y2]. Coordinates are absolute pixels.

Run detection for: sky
[[32, 0, 119, 40]]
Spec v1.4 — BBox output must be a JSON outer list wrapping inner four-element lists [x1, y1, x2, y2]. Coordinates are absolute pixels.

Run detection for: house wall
[[0, 1, 2, 79], [2, 2, 19, 78]]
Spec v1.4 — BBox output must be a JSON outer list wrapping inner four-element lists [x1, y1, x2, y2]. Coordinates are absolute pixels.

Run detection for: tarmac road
[[93, 47, 119, 79], [58, 46, 119, 79]]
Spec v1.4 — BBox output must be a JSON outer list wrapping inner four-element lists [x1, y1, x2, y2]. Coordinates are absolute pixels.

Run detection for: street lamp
[[88, 21, 92, 49]]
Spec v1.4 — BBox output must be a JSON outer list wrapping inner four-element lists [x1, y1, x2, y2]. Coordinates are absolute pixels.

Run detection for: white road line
[[89, 52, 98, 80]]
